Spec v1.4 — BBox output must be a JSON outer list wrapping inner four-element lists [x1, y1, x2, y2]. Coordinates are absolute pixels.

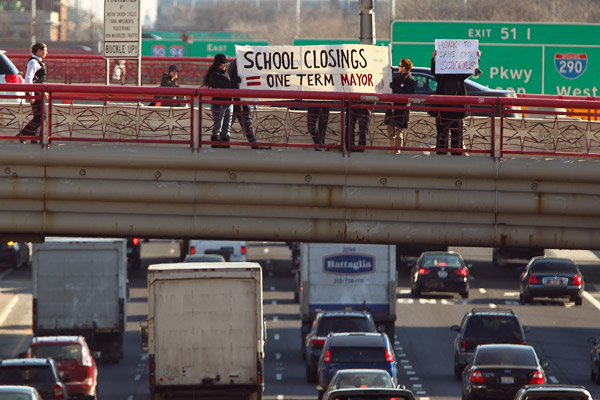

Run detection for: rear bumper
[[526, 285, 582, 298], [469, 385, 520, 400], [417, 278, 468, 293], [66, 381, 95, 397]]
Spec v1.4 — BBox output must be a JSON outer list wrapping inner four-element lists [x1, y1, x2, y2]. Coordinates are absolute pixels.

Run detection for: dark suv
[[514, 385, 592, 400], [316, 332, 397, 400], [304, 311, 378, 383], [451, 308, 527, 379], [0, 358, 68, 400]]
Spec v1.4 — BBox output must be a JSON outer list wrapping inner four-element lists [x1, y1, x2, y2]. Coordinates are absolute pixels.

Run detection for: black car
[[513, 384, 592, 400], [588, 334, 600, 384], [519, 257, 584, 305], [304, 310, 378, 383], [451, 308, 527, 379], [492, 247, 545, 267], [461, 344, 546, 400], [0, 358, 68, 400], [391, 66, 518, 117], [410, 251, 469, 298], [0, 240, 30, 269]]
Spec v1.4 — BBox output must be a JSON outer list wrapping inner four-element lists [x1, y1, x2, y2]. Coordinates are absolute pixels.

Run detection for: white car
[[187, 240, 247, 262]]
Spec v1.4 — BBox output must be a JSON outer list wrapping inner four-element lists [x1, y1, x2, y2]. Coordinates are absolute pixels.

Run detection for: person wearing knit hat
[[203, 54, 237, 148], [148, 64, 181, 107]]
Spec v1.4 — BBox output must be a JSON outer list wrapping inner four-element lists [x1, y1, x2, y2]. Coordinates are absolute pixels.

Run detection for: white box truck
[[299, 243, 397, 348], [32, 237, 127, 363], [145, 262, 264, 400]]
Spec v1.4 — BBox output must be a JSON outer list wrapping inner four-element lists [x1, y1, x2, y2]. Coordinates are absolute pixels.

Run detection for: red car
[[26, 336, 98, 399]]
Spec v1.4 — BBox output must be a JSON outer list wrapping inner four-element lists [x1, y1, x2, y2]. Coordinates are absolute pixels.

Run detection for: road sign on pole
[[104, 0, 141, 58]]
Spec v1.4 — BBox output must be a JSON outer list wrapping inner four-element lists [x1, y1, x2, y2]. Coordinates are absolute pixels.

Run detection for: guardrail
[[1, 82, 599, 158]]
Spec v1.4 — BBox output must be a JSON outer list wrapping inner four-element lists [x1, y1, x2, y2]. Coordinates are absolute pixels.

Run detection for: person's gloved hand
[[389, 82, 394, 89], [234, 76, 242, 84]]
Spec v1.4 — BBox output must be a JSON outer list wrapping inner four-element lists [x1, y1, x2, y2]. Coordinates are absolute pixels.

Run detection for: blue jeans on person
[[211, 103, 233, 147]]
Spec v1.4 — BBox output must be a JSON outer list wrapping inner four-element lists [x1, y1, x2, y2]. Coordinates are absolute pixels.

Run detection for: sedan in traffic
[[321, 368, 396, 400], [410, 251, 469, 299], [324, 387, 415, 400], [519, 257, 584, 305], [461, 344, 547, 400]]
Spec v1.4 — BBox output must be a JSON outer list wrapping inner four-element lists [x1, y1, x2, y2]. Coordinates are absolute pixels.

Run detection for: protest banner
[[434, 39, 479, 74], [235, 44, 392, 93]]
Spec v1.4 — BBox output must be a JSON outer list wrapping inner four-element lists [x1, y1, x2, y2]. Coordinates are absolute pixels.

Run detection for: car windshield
[[0, 366, 55, 384], [330, 347, 385, 363], [464, 316, 521, 340], [317, 318, 374, 336], [330, 395, 413, 400], [421, 255, 462, 268], [474, 347, 537, 366], [31, 344, 82, 361], [521, 396, 589, 400], [530, 261, 577, 274], [333, 372, 394, 389]]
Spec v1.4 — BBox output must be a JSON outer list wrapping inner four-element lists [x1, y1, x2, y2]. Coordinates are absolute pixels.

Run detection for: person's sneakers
[[15, 134, 26, 144]]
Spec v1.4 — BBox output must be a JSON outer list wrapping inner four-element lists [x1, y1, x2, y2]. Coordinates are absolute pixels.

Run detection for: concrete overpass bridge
[[1, 83, 599, 249]]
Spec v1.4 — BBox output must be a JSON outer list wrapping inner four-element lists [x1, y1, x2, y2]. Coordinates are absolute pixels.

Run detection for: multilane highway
[[0, 242, 598, 400]]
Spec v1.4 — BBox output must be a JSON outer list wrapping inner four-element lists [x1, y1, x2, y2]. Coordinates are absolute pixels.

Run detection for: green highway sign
[[391, 21, 600, 95], [142, 39, 269, 58], [293, 38, 390, 47]]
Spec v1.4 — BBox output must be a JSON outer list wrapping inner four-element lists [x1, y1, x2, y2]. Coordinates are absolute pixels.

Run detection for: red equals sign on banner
[[246, 76, 261, 87]]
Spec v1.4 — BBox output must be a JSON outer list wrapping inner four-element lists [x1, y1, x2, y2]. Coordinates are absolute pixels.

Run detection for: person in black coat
[[384, 58, 415, 153], [203, 54, 237, 148], [149, 64, 180, 106], [430, 49, 480, 155]]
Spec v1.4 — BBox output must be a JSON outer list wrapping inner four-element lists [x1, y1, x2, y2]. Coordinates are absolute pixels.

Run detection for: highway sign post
[[390, 21, 600, 95], [104, 0, 142, 85]]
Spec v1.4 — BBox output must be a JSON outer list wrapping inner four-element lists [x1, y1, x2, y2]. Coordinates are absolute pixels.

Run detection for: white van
[[187, 240, 247, 262]]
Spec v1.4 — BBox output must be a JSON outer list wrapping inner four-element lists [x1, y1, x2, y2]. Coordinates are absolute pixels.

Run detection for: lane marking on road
[[141, 353, 147, 361], [488, 303, 497, 308], [0, 295, 19, 327], [127, 396, 134, 400], [416, 391, 427, 395], [134, 374, 142, 381], [274, 333, 280, 341], [584, 291, 600, 311], [403, 365, 413, 369], [479, 288, 487, 294], [398, 289, 411, 294], [504, 292, 519, 297], [409, 377, 419, 381], [549, 376, 559, 383], [277, 395, 284, 400], [0, 269, 12, 281], [407, 371, 416, 375], [412, 384, 422, 388], [276, 373, 282, 381], [272, 300, 277, 305], [420, 397, 430, 400], [273, 316, 279, 321], [275, 353, 281, 360], [270, 286, 275, 291]]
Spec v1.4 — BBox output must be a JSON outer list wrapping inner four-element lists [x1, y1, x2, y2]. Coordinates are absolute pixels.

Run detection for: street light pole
[[359, 0, 375, 45], [31, 0, 37, 44]]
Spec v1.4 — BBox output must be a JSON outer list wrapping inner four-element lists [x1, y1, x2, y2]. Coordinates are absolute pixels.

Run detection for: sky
[[77, 0, 158, 28]]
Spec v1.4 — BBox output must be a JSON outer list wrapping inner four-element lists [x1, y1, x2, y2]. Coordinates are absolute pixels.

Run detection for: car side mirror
[[59, 371, 71, 382], [541, 359, 550, 369], [450, 325, 460, 332], [466, 263, 472, 269], [377, 325, 386, 333], [523, 326, 531, 334]]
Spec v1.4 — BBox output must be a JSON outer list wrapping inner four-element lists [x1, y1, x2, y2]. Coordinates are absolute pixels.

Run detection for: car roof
[[476, 343, 533, 352], [333, 368, 392, 375], [468, 307, 517, 316], [1, 358, 53, 366], [328, 332, 386, 347], [521, 384, 590, 391], [31, 335, 85, 345], [318, 310, 372, 318], [326, 388, 415, 400], [0, 385, 39, 393], [530, 256, 576, 264]]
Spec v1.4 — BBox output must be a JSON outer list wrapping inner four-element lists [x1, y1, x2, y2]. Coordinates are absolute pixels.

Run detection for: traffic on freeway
[[0, 241, 598, 400]]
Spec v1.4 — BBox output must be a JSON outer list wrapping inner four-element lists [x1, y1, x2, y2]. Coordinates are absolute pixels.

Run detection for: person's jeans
[[211, 103, 233, 140]]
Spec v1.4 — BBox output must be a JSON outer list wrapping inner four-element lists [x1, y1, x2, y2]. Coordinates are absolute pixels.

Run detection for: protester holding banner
[[384, 58, 415, 154], [430, 42, 481, 155], [203, 53, 238, 148], [345, 99, 372, 152], [307, 105, 330, 151]]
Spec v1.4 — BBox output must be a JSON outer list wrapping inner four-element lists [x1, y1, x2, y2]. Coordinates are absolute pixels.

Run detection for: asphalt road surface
[[0, 241, 599, 400]]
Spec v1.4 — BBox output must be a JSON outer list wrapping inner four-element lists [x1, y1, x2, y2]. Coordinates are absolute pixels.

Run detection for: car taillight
[[418, 268, 431, 275], [4, 74, 23, 84], [455, 267, 468, 277], [6, 241, 14, 247], [241, 245, 247, 255], [190, 246, 196, 254], [83, 354, 93, 367], [470, 369, 485, 383], [528, 274, 538, 284], [530, 370, 545, 384], [573, 274, 582, 286], [54, 383, 65, 399], [323, 350, 331, 363], [385, 349, 395, 362], [132, 237, 140, 246], [460, 340, 466, 350], [311, 338, 326, 346]]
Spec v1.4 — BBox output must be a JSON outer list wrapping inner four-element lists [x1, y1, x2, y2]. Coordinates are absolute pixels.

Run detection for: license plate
[[501, 376, 514, 384], [438, 270, 448, 278], [545, 279, 563, 286]]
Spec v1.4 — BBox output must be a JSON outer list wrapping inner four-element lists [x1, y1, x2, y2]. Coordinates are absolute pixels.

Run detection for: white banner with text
[[434, 39, 479, 74]]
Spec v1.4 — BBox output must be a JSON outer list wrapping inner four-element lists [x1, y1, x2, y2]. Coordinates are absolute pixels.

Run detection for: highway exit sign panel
[[391, 21, 600, 95]]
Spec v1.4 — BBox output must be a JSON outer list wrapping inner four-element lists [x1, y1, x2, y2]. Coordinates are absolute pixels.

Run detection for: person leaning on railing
[[384, 58, 415, 154]]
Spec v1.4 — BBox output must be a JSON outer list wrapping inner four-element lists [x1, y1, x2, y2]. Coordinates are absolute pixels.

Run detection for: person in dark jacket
[[384, 58, 415, 153], [430, 49, 480, 155], [149, 64, 180, 106], [203, 54, 237, 148], [227, 59, 270, 149]]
